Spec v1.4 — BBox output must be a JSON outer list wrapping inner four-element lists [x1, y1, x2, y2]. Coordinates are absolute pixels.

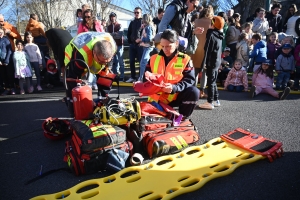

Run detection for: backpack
[[70, 119, 127, 153], [142, 119, 200, 158], [64, 139, 133, 175]]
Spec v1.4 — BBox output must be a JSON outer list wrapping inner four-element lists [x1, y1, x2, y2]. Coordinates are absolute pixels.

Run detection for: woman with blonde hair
[[192, 5, 214, 99], [136, 14, 155, 81]]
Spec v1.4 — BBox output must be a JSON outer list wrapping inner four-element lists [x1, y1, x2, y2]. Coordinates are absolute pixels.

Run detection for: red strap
[[267, 155, 274, 162], [74, 50, 85, 70]]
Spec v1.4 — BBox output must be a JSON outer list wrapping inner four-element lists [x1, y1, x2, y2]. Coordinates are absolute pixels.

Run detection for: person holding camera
[[77, 9, 104, 34]]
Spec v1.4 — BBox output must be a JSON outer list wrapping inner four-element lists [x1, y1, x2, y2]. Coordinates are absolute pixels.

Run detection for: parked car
[[123, 28, 129, 48]]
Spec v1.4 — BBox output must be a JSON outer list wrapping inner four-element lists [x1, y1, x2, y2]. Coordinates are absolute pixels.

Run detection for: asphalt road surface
[[0, 86, 299, 200]]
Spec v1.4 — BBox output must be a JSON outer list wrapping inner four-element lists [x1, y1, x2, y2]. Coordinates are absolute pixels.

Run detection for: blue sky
[[123, 2, 134, 11]]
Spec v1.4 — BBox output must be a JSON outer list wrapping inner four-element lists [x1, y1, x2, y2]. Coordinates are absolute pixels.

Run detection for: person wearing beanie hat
[[199, 15, 224, 110], [212, 16, 225, 30]]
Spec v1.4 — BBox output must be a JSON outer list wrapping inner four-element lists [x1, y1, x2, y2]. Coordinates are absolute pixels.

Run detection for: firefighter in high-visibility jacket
[[64, 32, 117, 117], [146, 29, 199, 118]]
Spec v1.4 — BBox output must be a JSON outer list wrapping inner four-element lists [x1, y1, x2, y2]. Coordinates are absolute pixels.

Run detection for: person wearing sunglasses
[[126, 7, 143, 83], [157, 0, 203, 38], [64, 31, 117, 117], [78, 9, 104, 34]]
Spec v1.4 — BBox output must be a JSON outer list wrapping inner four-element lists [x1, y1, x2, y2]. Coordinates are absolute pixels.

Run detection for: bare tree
[[3, 0, 27, 31], [130, 0, 171, 17], [21, 0, 73, 30], [99, 0, 118, 20], [0, 0, 7, 9]]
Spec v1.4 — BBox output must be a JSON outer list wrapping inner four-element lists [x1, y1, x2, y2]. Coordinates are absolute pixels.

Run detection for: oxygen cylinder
[[72, 83, 93, 120]]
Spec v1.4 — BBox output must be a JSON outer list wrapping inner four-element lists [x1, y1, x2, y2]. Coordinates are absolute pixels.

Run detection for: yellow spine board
[[31, 137, 264, 200]]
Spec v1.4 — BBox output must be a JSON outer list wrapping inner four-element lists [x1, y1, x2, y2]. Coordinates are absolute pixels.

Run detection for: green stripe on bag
[[170, 137, 182, 150]]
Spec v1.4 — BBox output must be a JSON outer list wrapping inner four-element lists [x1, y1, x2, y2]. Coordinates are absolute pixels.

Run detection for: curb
[[112, 82, 300, 95]]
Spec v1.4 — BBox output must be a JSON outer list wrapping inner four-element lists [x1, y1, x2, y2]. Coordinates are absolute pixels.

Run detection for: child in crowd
[[249, 33, 267, 72], [275, 43, 295, 90], [199, 16, 224, 110], [275, 35, 295, 59], [224, 59, 248, 92], [218, 47, 233, 86], [294, 41, 300, 91], [76, 9, 83, 27], [250, 59, 290, 100], [236, 32, 250, 69], [241, 22, 254, 44], [267, 32, 281, 64], [13, 40, 33, 94], [45, 59, 63, 88], [24, 31, 43, 91]]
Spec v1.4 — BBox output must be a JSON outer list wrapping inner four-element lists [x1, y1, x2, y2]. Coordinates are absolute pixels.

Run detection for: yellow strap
[[177, 135, 188, 147], [153, 55, 161, 73], [82, 120, 93, 126], [170, 137, 182, 150], [67, 156, 71, 167], [90, 125, 115, 138]]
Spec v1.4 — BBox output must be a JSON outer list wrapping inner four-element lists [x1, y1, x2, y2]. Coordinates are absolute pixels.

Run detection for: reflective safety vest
[[148, 52, 190, 104], [64, 32, 117, 74]]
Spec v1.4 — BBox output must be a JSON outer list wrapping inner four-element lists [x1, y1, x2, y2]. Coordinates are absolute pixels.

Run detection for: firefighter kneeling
[[64, 32, 117, 117], [145, 29, 199, 118]]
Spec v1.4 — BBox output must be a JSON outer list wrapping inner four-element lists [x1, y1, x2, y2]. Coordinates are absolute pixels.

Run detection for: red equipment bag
[[97, 68, 116, 88], [64, 139, 133, 176], [136, 115, 173, 133], [42, 117, 72, 140], [139, 101, 168, 117], [128, 115, 173, 154], [71, 120, 126, 153], [220, 128, 283, 162], [143, 119, 200, 158]]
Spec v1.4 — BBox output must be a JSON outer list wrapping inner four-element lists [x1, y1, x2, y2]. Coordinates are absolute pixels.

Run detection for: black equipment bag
[[71, 120, 126, 153]]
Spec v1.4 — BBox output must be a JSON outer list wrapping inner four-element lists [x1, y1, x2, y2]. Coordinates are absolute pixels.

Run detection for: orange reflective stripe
[[148, 53, 190, 103], [82, 45, 93, 66], [65, 52, 71, 61], [148, 93, 161, 102]]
